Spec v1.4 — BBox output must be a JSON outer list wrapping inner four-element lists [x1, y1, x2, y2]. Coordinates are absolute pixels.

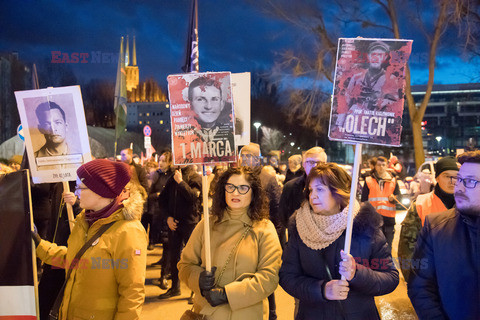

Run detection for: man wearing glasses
[[408, 150, 480, 320], [279, 147, 328, 230], [398, 156, 459, 282]]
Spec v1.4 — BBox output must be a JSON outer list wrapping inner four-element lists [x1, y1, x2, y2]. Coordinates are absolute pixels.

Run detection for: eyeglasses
[[225, 183, 251, 195], [74, 185, 89, 192], [304, 160, 322, 167], [455, 177, 480, 189]]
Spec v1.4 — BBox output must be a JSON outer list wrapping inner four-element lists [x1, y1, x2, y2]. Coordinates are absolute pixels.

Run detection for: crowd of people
[[3, 144, 480, 319]]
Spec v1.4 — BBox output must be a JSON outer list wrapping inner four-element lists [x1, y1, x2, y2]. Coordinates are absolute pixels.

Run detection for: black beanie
[[434, 156, 459, 178]]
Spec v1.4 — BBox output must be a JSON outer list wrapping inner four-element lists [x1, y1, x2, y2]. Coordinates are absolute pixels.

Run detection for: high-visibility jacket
[[416, 191, 447, 226], [365, 176, 397, 217]]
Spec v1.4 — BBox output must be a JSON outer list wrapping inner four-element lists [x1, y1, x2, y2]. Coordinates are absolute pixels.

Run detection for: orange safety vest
[[365, 176, 397, 217], [416, 191, 447, 226]]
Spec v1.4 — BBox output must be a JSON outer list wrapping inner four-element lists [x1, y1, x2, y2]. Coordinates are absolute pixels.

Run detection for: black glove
[[204, 287, 228, 307], [199, 266, 217, 296], [31, 230, 42, 247]]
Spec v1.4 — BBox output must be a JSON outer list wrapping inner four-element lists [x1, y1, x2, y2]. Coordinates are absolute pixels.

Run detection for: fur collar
[[352, 202, 383, 237], [121, 182, 147, 221]]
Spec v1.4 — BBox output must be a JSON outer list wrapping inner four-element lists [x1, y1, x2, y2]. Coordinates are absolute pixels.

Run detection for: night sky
[[1, 0, 477, 90]]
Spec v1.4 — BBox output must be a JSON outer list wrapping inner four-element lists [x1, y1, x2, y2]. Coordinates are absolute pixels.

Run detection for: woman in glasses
[[279, 163, 399, 320], [178, 166, 282, 319], [32, 159, 148, 320]]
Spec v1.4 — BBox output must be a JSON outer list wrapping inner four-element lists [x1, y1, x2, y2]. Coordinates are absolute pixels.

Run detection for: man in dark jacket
[[408, 150, 480, 319], [279, 147, 328, 229], [157, 165, 201, 299], [120, 148, 149, 192], [284, 154, 304, 184]]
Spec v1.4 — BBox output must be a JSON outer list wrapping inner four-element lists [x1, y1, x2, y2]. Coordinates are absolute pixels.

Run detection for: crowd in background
[[3, 145, 480, 319]]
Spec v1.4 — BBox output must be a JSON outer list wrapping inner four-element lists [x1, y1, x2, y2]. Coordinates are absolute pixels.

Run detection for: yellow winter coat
[[178, 208, 282, 320], [36, 196, 147, 320]]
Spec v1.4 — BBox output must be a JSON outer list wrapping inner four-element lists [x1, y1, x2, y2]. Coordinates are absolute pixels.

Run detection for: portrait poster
[[328, 38, 413, 146], [231, 72, 251, 146], [167, 71, 237, 165], [15, 86, 92, 183]]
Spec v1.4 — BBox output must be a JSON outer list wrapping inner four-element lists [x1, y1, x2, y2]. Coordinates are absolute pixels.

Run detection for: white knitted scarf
[[296, 200, 361, 250]]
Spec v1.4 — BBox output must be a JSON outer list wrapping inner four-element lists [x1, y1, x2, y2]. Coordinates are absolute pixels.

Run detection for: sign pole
[[62, 181, 75, 232], [202, 165, 212, 272], [341, 143, 362, 280]]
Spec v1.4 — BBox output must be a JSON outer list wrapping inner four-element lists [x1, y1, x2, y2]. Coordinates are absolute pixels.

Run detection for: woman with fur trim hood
[[32, 159, 148, 320], [279, 163, 398, 319]]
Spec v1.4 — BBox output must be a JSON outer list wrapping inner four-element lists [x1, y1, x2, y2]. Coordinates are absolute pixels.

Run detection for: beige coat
[[178, 210, 282, 320], [36, 192, 147, 320]]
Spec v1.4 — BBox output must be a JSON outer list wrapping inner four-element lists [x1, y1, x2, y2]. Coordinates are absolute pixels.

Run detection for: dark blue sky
[[1, 0, 477, 89]]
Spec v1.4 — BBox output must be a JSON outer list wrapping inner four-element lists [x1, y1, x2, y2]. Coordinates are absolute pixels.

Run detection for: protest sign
[[329, 38, 413, 146], [167, 72, 237, 165], [231, 72, 251, 146], [15, 86, 92, 184]]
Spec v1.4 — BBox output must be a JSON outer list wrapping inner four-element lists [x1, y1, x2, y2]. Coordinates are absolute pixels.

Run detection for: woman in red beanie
[[32, 159, 148, 320]]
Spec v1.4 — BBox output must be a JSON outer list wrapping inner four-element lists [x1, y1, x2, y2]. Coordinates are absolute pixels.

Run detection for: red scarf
[[85, 197, 124, 226]]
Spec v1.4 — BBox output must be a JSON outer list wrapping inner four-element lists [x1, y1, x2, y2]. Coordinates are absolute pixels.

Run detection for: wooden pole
[[342, 143, 362, 280], [27, 169, 40, 319], [202, 165, 212, 272], [62, 181, 75, 232]]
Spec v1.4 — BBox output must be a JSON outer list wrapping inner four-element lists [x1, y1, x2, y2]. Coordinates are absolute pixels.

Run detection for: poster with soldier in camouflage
[[329, 38, 413, 146]]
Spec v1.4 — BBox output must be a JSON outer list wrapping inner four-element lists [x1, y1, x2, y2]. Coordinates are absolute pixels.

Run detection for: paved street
[[141, 210, 417, 319]]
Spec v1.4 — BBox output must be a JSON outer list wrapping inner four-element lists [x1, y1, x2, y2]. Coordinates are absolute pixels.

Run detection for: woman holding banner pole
[[279, 163, 398, 319], [178, 167, 282, 319]]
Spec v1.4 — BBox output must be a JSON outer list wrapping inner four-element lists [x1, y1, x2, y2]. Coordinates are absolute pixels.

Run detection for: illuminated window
[[166, 104, 169, 108], [139, 121, 142, 124], [160, 120, 163, 124], [146, 113, 150, 116], [139, 113, 142, 116], [147, 121, 150, 124]]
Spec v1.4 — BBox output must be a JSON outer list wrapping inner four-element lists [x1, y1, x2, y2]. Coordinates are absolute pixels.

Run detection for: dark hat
[[434, 156, 459, 178], [77, 159, 131, 198]]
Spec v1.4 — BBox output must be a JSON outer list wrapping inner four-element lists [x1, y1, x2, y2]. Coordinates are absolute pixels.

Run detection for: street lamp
[[253, 122, 261, 143]]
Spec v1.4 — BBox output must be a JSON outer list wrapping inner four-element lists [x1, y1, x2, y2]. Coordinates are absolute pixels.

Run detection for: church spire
[[125, 35, 130, 66], [132, 35, 137, 66]]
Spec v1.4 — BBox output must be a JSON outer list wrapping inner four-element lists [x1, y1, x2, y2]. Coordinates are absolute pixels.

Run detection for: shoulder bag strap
[[49, 220, 117, 319], [214, 225, 251, 286]]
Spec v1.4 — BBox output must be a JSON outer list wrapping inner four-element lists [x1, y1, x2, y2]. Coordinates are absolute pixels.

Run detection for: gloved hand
[[199, 266, 217, 296], [204, 287, 228, 307]]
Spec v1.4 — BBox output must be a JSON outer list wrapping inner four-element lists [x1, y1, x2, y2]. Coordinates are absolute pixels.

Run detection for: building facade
[[410, 83, 480, 156], [0, 53, 32, 146], [126, 102, 171, 152]]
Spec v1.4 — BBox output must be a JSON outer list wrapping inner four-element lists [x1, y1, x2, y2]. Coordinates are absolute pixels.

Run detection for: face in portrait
[[368, 41, 388, 70], [188, 77, 226, 129], [35, 102, 69, 157]]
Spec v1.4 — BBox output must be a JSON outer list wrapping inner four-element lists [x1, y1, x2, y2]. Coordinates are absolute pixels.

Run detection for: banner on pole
[[15, 86, 92, 183], [328, 38, 413, 146], [0, 170, 37, 319], [167, 71, 237, 165]]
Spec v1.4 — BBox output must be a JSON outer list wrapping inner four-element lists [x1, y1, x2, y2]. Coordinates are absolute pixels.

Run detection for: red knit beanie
[[77, 159, 132, 199]]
